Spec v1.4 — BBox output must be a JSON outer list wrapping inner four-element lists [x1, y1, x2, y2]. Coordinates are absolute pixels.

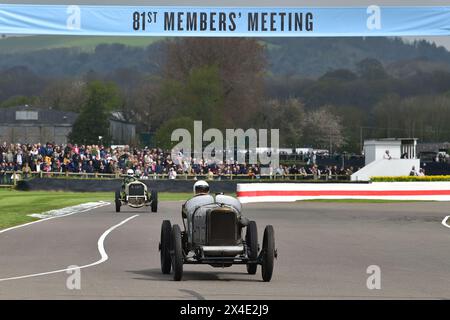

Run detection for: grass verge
[[0, 189, 191, 230]]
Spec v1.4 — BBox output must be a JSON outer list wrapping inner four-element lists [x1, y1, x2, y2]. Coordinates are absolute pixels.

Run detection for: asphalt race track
[[1, 201, 450, 299]]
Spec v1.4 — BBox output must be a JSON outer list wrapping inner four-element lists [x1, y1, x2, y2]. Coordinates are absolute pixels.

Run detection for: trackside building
[[0, 105, 136, 145]]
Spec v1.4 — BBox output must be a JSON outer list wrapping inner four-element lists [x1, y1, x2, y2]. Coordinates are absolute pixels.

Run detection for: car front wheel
[[246, 221, 258, 274], [160, 220, 172, 274], [115, 190, 121, 212], [261, 225, 275, 282], [151, 190, 158, 212], [171, 224, 184, 281]]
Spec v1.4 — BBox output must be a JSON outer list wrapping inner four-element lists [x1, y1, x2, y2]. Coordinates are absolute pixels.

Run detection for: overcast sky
[[2, 0, 450, 50]]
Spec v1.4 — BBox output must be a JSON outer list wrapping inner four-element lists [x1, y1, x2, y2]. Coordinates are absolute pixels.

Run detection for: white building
[[351, 138, 420, 181]]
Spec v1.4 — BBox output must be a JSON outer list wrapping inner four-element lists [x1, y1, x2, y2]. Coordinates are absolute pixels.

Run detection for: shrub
[[370, 176, 450, 182]]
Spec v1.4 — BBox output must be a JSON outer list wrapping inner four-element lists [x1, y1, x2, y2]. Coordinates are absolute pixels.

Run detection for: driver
[[121, 168, 137, 191], [193, 180, 210, 195], [182, 180, 248, 227]]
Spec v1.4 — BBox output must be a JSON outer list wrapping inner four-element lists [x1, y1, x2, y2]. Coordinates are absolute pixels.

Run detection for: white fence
[[237, 182, 450, 203]]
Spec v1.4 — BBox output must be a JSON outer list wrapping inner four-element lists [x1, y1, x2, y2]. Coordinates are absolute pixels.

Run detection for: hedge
[[371, 176, 450, 182]]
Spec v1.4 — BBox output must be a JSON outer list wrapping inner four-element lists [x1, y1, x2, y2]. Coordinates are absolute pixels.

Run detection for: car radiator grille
[[208, 209, 237, 246], [129, 184, 145, 196]]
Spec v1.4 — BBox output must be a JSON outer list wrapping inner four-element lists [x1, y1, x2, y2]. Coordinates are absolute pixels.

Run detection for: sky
[[1, 0, 450, 50]]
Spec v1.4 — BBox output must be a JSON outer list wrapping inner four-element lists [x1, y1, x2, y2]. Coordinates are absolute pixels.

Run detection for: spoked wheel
[[160, 220, 172, 274], [246, 221, 258, 275], [115, 190, 121, 212], [261, 225, 275, 282], [151, 190, 158, 212], [171, 224, 184, 281]]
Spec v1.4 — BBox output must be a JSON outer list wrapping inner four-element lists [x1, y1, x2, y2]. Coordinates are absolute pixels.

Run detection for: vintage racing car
[[115, 179, 158, 213], [159, 192, 276, 281]]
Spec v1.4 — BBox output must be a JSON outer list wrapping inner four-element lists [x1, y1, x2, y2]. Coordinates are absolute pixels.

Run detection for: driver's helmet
[[126, 169, 134, 176], [193, 180, 210, 195]]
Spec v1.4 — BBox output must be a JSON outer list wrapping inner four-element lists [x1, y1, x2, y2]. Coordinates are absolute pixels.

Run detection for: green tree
[[180, 65, 224, 128], [256, 98, 305, 147], [68, 81, 121, 145], [356, 58, 388, 80], [0, 95, 40, 108], [163, 38, 266, 128], [330, 105, 365, 153], [157, 65, 224, 129], [40, 79, 86, 112], [154, 116, 194, 150]]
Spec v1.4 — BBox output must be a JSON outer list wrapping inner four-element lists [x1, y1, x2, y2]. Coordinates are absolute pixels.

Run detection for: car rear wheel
[[261, 225, 275, 282], [171, 224, 183, 281], [115, 190, 121, 212], [246, 221, 258, 274], [160, 220, 172, 274], [151, 190, 158, 213]]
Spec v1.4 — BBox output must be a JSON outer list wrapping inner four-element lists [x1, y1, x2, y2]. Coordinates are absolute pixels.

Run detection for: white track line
[[0, 201, 110, 235], [442, 216, 450, 229], [0, 214, 139, 282]]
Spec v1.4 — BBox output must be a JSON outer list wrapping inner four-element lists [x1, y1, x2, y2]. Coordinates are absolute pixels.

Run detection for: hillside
[[0, 35, 161, 53], [264, 37, 450, 77], [2, 36, 450, 151], [1, 36, 450, 78]]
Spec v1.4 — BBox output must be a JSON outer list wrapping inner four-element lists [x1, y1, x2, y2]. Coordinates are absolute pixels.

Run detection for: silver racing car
[[159, 181, 277, 281]]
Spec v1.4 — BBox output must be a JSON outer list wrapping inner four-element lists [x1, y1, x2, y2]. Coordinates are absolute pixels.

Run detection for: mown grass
[[0, 35, 163, 53], [0, 189, 191, 230]]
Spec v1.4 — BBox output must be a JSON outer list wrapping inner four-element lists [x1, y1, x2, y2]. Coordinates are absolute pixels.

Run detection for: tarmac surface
[[0, 200, 449, 299]]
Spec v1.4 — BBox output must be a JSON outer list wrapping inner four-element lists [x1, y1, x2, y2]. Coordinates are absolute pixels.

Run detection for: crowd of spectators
[[0, 142, 359, 181]]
